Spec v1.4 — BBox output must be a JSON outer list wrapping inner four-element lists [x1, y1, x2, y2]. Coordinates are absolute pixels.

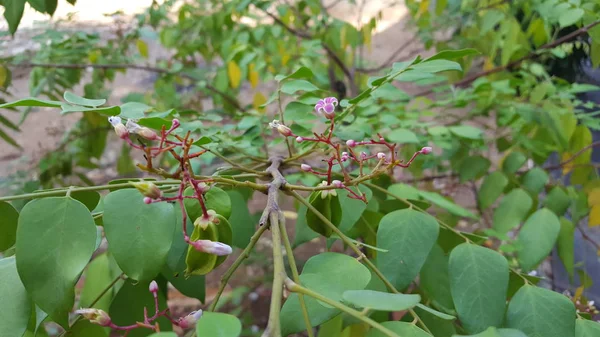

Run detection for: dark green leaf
[[16, 197, 96, 328], [492, 189, 533, 234], [0, 97, 62, 108], [459, 156, 491, 182], [275, 66, 314, 82], [196, 312, 241, 337], [305, 192, 342, 237], [3, 0, 26, 34], [543, 187, 570, 215], [557, 218, 575, 279], [71, 190, 101, 211], [419, 191, 476, 218], [412, 60, 462, 73], [342, 290, 420, 311], [66, 320, 108, 337], [449, 243, 509, 334], [502, 152, 527, 174], [293, 204, 319, 248], [0, 256, 31, 337], [521, 168, 549, 194], [0, 201, 18, 251], [414, 305, 457, 336], [0, 127, 20, 148], [80, 253, 119, 311], [427, 49, 480, 61], [338, 186, 372, 232], [517, 208, 560, 271], [416, 303, 456, 320], [421, 244, 454, 311], [226, 190, 254, 248], [365, 321, 430, 337], [184, 186, 232, 220], [478, 172, 509, 209]]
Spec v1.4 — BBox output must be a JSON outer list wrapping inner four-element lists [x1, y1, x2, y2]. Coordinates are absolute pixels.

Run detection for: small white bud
[[301, 164, 312, 172], [149, 280, 159, 293], [377, 152, 386, 160]]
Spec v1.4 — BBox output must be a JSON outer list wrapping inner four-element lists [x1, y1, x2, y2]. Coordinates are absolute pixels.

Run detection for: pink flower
[[315, 97, 338, 119], [420, 146, 433, 154]]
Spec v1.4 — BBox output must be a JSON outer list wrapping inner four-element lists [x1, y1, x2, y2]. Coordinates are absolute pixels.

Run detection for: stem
[[285, 278, 399, 337], [278, 213, 314, 337], [208, 224, 270, 311], [262, 212, 284, 337]]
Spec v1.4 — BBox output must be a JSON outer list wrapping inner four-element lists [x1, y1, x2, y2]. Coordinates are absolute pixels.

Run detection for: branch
[[263, 212, 284, 337], [7, 62, 247, 112], [356, 33, 420, 73], [415, 20, 600, 97]]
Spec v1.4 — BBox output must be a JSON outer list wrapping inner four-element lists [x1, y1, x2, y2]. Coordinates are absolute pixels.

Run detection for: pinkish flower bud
[[193, 210, 218, 229], [301, 164, 312, 172], [269, 120, 293, 137], [143, 197, 152, 204], [377, 152, 386, 160], [360, 152, 368, 160], [178, 310, 203, 329], [130, 181, 163, 199], [341, 152, 349, 162], [108, 116, 129, 139], [137, 127, 160, 141], [149, 280, 159, 293], [296, 136, 304, 143], [420, 146, 433, 154], [171, 119, 180, 129], [75, 308, 112, 327], [191, 240, 232, 256], [346, 139, 356, 148], [331, 180, 344, 188]]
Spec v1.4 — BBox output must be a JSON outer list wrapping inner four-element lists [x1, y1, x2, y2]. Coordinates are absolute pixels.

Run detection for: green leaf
[[293, 204, 319, 248], [184, 186, 232, 220], [3, 0, 26, 34], [559, 8, 583, 28], [503, 152, 527, 174], [543, 187, 570, 215], [71, 190, 101, 211], [451, 327, 529, 337], [377, 209, 439, 290], [412, 59, 462, 73], [576, 319, 600, 337], [478, 172, 509, 209], [281, 253, 371, 335], [516, 208, 560, 271], [280, 80, 319, 94], [0, 256, 31, 337], [27, 0, 46, 12], [419, 191, 476, 218], [305, 192, 342, 237], [459, 156, 491, 182], [506, 285, 575, 337], [387, 128, 420, 144], [0, 127, 20, 148], [449, 243, 509, 334], [226, 190, 254, 249], [146, 333, 177, 337], [521, 168, 549, 194], [342, 290, 420, 311], [66, 320, 108, 337], [103, 189, 176, 281], [414, 305, 457, 336], [80, 253, 118, 311], [415, 303, 456, 320], [557, 218, 575, 279], [338, 186, 373, 232], [428, 49, 480, 61], [420, 244, 454, 311], [365, 321, 430, 337], [16, 197, 96, 328], [196, 312, 241, 337], [0, 201, 18, 251], [63, 92, 104, 107], [109, 280, 172, 337], [492, 189, 533, 234], [275, 66, 314, 81], [0, 97, 62, 108]]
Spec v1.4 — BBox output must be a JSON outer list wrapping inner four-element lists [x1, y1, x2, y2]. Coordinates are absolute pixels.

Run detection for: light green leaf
[[459, 156, 491, 182], [419, 191, 476, 218], [543, 187, 570, 215], [275, 66, 314, 82], [576, 319, 600, 337], [0, 201, 18, 251], [71, 190, 101, 212], [66, 320, 108, 337], [427, 49, 480, 61], [506, 285, 575, 337], [478, 172, 509, 209], [377, 209, 439, 290], [412, 59, 462, 73], [517, 208, 560, 271], [16, 197, 96, 328], [449, 125, 483, 139], [365, 321, 430, 337], [521, 168, 549, 194], [63, 92, 106, 107], [387, 128, 420, 144], [559, 8, 583, 28], [196, 312, 241, 337], [280, 80, 319, 94], [0, 256, 31, 337], [503, 152, 527, 174], [342, 290, 420, 311], [103, 189, 176, 281], [0, 97, 62, 108], [493, 189, 533, 234], [557, 218, 575, 279], [449, 243, 509, 334], [414, 305, 457, 336], [388, 183, 420, 200], [147, 333, 177, 337], [451, 327, 529, 337], [415, 303, 456, 320]]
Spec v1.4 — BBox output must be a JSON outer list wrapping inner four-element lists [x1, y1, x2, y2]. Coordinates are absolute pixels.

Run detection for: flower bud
[[346, 139, 356, 148], [420, 146, 433, 155], [331, 180, 344, 188], [296, 136, 304, 143], [137, 127, 160, 141], [108, 116, 129, 139], [318, 181, 337, 198], [269, 120, 293, 137], [75, 308, 112, 327], [193, 210, 218, 229], [143, 197, 153, 204], [301, 164, 312, 172], [149, 280, 159, 293], [360, 151, 368, 160], [377, 152, 386, 160], [341, 152, 349, 162], [130, 181, 163, 199], [178, 310, 203, 329], [171, 119, 180, 129], [191, 240, 232, 256]]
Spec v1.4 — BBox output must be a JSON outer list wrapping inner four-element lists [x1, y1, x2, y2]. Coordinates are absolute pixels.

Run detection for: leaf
[[136, 39, 149, 58], [103, 189, 176, 281], [459, 156, 491, 182], [305, 192, 342, 237], [521, 168, 549, 194], [280, 253, 371, 335], [448, 125, 483, 140], [420, 244, 454, 311], [451, 327, 529, 337], [109, 280, 171, 337], [196, 312, 241, 337], [492, 189, 533, 234], [0, 201, 18, 252], [506, 285, 575, 337], [377, 209, 439, 290], [414, 305, 457, 336], [543, 187, 570, 215], [66, 320, 108, 337], [293, 204, 319, 248], [516, 208, 560, 271], [0, 256, 31, 337], [147, 333, 177, 337], [3, 0, 26, 34], [419, 191, 476, 218], [0, 97, 62, 108], [63, 92, 106, 107], [280, 79, 319, 94], [184, 186, 232, 220], [559, 8, 584, 28], [227, 61, 242, 88], [80, 254, 118, 311], [338, 186, 373, 232], [226, 190, 254, 249], [71, 190, 101, 211], [416, 303, 456, 320], [412, 59, 462, 73], [365, 321, 430, 337], [557, 218, 575, 279], [342, 290, 420, 311], [0, 127, 20, 148], [427, 49, 480, 61], [576, 319, 600, 337], [503, 152, 527, 174], [16, 197, 96, 328], [387, 128, 420, 144], [0, 113, 19, 131], [275, 66, 314, 81], [449, 243, 509, 334], [478, 172, 509, 209]]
